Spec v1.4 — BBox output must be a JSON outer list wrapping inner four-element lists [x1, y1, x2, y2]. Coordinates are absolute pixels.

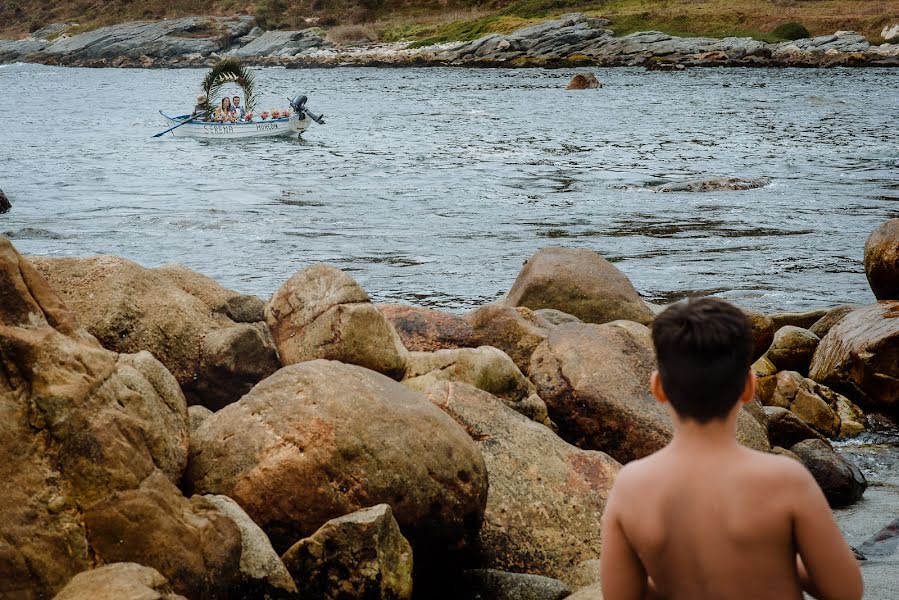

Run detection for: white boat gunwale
[[158, 110, 310, 139]]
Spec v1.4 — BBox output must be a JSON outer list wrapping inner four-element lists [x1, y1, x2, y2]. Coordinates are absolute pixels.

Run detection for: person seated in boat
[[232, 96, 245, 120], [191, 94, 208, 119], [214, 97, 234, 122]]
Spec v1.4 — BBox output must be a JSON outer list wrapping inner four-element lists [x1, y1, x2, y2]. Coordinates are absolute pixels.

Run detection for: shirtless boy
[[600, 298, 863, 600]]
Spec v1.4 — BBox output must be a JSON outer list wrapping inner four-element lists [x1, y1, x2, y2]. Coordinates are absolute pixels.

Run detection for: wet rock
[[809, 302, 899, 418], [31, 256, 280, 410], [457, 569, 571, 600], [185, 360, 487, 553], [864, 218, 899, 300], [770, 308, 830, 332], [204, 495, 297, 597], [0, 189, 9, 213], [265, 265, 408, 379], [790, 439, 866, 507], [858, 517, 899, 558], [566, 72, 601, 89], [535, 308, 582, 326], [281, 504, 413, 600], [529, 322, 769, 463], [53, 563, 187, 600], [424, 382, 620, 582], [403, 346, 550, 425], [652, 177, 769, 192], [809, 305, 857, 338], [231, 28, 331, 58], [0, 236, 242, 598], [463, 304, 551, 373], [763, 407, 827, 448], [379, 303, 480, 351], [744, 308, 775, 360], [506, 247, 653, 325], [766, 326, 820, 374]]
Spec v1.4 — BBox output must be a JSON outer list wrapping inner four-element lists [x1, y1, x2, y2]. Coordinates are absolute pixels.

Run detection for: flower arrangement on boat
[[260, 111, 269, 120]]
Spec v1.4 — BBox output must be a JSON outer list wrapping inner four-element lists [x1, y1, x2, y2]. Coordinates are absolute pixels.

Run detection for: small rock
[[0, 189, 10, 214], [52, 563, 187, 600], [566, 72, 601, 89], [766, 326, 820, 374], [834, 396, 868, 439], [534, 308, 582, 326], [222, 294, 266, 323], [863, 218, 899, 300], [457, 569, 571, 600], [770, 309, 830, 331], [653, 177, 770, 193], [281, 504, 413, 600], [764, 406, 827, 448], [790, 439, 866, 507]]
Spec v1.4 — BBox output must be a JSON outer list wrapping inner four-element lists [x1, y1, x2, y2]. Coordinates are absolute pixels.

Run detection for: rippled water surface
[[1, 64, 896, 310]]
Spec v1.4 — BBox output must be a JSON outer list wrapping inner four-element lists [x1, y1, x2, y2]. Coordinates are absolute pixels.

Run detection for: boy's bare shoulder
[[743, 448, 815, 485]]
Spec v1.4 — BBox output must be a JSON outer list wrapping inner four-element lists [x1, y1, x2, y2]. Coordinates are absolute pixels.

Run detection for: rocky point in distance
[[2, 13, 898, 69], [2, 215, 898, 599]]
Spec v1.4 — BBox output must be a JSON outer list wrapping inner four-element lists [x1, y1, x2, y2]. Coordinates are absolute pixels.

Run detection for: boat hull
[[159, 111, 311, 139]]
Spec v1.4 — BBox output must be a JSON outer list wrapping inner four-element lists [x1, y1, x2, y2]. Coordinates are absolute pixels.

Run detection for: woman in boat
[[214, 97, 234, 122]]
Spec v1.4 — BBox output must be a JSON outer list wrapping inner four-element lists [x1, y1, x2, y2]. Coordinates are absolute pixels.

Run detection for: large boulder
[[204, 494, 297, 598], [424, 381, 621, 583], [456, 569, 571, 600], [52, 563, 187, 600], [379, 303, 480, 352], [185, 360, 488, 553], [765, 326, 820, 374], [864, 218, 899, 300], [809, 302, 899, 418], [0, 237, 241, 599], [265, 265, 408, 379], [505, 247, 653, 325], [30, 256, 279, 410], [790, 439, 866, 507], [463, 304, 551, 374], [529, 322, 769, 463], [281, 504, 413, 600]]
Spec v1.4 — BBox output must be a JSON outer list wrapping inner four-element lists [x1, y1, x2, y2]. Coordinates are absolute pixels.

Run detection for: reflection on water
[[1, 64, 896, 311]]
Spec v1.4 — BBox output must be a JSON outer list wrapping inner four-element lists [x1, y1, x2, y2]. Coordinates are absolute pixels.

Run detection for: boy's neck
[[669, 412, 741, 451]]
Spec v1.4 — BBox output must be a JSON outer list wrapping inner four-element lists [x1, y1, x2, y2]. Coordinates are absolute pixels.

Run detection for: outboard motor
[[290, 94, 325, 125]]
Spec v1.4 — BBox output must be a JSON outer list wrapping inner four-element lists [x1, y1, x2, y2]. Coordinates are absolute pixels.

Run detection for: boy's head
[[651, 297, 754, 423]]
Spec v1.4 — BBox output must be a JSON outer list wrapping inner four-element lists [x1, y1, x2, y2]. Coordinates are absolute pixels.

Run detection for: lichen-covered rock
[[265, 265, 408, 379], [457, 569, 571, 600], [505, 247, 653, 325], [790, 439, 866, 507], [204, 494, 297, 598], [185, 360, 488, 553], [425, 381, 621, 582], [464, 304, 551, 374], [766, 326, 820, 374], [379, 303, 480, 352], [809, 302, 899, 418], [864, 218, 899, 300], [52, 563, 187, 600], [30, 256, 280, 410], [529, 322, 768, 463], [0, 236, 240, 599], [281, 504, 413, 600]]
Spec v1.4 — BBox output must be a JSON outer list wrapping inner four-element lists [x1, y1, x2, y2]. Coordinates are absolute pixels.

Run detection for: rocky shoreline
[[1, 214, 898, 598], [2, 13, 898, 69]]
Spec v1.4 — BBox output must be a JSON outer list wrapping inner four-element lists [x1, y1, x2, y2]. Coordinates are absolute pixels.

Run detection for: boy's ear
[[650, 370, 668, 404], [739, 370, 757, 405]]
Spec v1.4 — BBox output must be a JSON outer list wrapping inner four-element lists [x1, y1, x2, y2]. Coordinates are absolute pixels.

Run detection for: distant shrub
[[326, 24, 379, 45], [28, 19, 43, 33], [772, 22, 811, 41]]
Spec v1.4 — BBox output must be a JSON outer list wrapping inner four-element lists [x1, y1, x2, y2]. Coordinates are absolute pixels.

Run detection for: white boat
[[159, 110, 312, 139]]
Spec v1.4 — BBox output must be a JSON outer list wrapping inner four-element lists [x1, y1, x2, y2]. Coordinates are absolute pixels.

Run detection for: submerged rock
[[266, 265, 408, 379], [864, 218, 899, 300], [185, 360, 488, 553], [506, 247, 653, 325], [52, 563, 187, 600], [566, 72, 601, 89], [652, 177, 770, 192], [281, 504, 413, 600]]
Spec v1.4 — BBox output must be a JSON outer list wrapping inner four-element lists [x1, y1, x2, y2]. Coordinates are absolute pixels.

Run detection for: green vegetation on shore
[[2, 0, 895, 44]]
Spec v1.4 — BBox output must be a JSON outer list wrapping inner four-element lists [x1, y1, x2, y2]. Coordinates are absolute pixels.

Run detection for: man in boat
[[191, 94, 208, 119], [232, 96, 245, 120]]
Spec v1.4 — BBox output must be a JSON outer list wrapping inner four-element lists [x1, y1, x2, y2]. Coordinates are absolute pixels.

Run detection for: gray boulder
[[231, 29, 330, 57]]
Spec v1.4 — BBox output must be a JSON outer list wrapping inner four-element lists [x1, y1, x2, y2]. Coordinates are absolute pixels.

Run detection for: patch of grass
[[410, 14, 534, 46], [771, 21, 810, 40]]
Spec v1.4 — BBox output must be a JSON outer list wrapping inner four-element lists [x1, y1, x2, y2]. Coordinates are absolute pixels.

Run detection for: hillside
[[2, 0, 896, 44]]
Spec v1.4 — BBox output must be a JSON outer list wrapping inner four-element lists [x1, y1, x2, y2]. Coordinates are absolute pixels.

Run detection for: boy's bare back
[[599, 299, 863, 600]]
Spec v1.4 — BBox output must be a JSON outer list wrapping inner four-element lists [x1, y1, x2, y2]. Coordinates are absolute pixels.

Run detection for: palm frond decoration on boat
[[201, 58, 257, 112]]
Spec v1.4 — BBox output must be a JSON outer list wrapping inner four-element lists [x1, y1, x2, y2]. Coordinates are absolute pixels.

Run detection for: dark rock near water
[[764, 406, 828, 448], [864, 218, 899, 300], [0, 189, 9, 214], [790, 439, 867, 507], [456, 569, 571, 600], [566, 72, 601, 89]]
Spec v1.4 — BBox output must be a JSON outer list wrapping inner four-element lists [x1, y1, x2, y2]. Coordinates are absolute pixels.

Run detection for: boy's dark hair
[[651, 297, 753, 423]]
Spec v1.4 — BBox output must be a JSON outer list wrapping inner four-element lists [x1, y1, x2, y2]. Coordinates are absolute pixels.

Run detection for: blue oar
[[152, 110, 212, 138]]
